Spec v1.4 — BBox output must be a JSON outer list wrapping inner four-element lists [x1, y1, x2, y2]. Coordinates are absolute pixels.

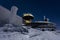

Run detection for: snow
[[0, 24, 60, 40], [0, 31, 60, 40], [0, 5, 22, 26]]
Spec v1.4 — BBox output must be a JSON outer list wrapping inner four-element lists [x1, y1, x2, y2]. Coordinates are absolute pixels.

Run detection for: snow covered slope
[[0, 25, 60, 40], [0, 31, 60, 40]]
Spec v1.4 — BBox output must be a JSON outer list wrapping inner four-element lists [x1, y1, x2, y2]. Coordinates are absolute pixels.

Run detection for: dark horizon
[[0, 0, 60, 29]]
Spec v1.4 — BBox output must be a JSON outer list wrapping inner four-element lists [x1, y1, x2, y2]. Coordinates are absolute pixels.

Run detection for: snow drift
[[0, 6, 22, 26]]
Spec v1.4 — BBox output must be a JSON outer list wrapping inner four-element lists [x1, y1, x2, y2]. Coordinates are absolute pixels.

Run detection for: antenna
[[44, 16, 46, 21], [44, 16, 49, 21]]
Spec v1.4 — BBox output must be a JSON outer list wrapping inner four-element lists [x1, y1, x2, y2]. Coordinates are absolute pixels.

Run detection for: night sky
[[0, 0, 60, 29]]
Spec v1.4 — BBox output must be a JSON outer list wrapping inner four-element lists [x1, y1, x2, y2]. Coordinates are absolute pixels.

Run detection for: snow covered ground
[[0, 25, 60, 40], [0, 31, 60, 40]]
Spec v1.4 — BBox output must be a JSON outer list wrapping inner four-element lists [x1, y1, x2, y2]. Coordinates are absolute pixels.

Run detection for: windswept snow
[[0, 31, 60, 40], [0, 25, 60, 40]]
